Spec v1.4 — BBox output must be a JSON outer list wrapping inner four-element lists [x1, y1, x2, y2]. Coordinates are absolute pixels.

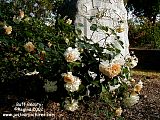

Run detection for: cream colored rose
[[43, 80, 57, 92], [4, 25, 12, 35], [65, 38, 69, 44], [125, 55, 138, 68], [40, 51, 46, 60], [134, 84, 142, 93], [99, 61, 121, 78], [25, 69, 39, 76], [116, 24, 125, 33], [109, 84, 120, 92], [66, 19, 72, 25], [24, 42, 35, 52], [62, 72, 81, 92], [124, 92, 139, 107], [64, 77, 81, 92], [115, 107, 123, 116], [116, 27, 124, 33], [64, 47, 81, 62], [130, 91, 137, 96], [62, 72, 75, 83], [19, 10, 25, 19], [64, 99, 78, 111], [48, 42, 52, 48], [134, 80, 143, 93], [130, 79, 136, 84]]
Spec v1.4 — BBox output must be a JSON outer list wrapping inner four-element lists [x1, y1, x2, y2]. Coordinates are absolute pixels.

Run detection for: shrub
[[0, 0, 142, 118], [128, 18, 160, 49]]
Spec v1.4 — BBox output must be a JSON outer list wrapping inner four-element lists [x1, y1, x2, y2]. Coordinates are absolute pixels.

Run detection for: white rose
[[99, 61, 121, 78], [115, 107, 123, 116], [64, 76, 81, 92], [66, 19, 72, 25], [64, 99, 79, 111], [62, 72, 75, 83], [109, 84, 120, 92], [24, 42, 35, 52], [125, 55, 138, 68], [64, 47, 81, 62], [88, 71, 97, 80], [3, 25, 12, 35], [43, 80, 57, 92], [134, 80, 143, 93], [124, 92, 139, 107], [25, 69, 39, 76]]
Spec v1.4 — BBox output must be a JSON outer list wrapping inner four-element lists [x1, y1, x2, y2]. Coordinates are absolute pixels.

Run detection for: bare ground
[[123, 70, 160, 120], [1, 70, 160, 120]]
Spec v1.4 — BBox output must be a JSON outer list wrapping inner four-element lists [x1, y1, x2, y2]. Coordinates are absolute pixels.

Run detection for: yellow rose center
[[66, 53, 75, 62], [64, 74, 75, 83]]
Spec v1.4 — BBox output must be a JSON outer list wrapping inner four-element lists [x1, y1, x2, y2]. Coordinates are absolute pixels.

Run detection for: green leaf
[[77, 23, 84, 27], [73, 61, 81, 66], [91, 80, 100, 87], [99, 25, 108, 32], [78, 84, 85, 93], [45, 47, 51, 52], [75, 28, 82, 35], [107, 47, 115, 52], [115, 48, 121, 54], [113, 78, 118, 85], [102, 84, 107, 92], [25, 31, 33, 37], [38, 43, 45, 49], [90, 24, 98, 31], [89, 16, 95, 21], [123, 67, 130, 74], [118, 40, 124, 48]]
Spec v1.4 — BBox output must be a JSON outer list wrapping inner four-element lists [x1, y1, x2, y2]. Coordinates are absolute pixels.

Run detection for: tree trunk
[[75, 0, 129, 60]]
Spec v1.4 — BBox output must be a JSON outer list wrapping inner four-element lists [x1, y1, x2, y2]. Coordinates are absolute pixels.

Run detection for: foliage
[[128, 18, 160, 49], [0, 0, 141, 119], [127, 0, 160, 24]]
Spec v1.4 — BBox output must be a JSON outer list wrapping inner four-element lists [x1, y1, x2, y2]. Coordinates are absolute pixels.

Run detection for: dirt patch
[[1, 71, 160, 120], [123, 75, 160, 120], [45, 72, 160, 120]]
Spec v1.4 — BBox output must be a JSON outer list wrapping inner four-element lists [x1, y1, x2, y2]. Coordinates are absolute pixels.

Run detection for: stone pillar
[[75, 0, 129, 60]]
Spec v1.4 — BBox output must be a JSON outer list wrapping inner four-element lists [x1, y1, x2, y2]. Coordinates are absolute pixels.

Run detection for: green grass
[[132, 69, 160, 77]]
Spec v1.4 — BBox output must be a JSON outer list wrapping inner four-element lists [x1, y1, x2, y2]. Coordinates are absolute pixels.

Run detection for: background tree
[[127, 0, 160, 25]]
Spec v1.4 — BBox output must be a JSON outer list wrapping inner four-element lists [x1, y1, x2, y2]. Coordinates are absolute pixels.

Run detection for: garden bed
[[1, 70, 160, 120]]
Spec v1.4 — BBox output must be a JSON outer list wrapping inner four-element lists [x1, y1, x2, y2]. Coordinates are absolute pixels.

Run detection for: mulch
[[123, 75, 160, 120], [1, 73, 160, 120]]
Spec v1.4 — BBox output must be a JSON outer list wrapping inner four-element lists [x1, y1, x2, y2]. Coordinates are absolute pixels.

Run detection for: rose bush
[[0, 0, 142, 118]]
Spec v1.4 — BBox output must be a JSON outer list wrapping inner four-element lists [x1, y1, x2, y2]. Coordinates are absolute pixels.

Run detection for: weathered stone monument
[[75, 0, 129, 60]]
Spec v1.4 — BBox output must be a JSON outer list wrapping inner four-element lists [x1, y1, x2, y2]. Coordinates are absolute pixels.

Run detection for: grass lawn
[[132, 69, 160, 77]]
